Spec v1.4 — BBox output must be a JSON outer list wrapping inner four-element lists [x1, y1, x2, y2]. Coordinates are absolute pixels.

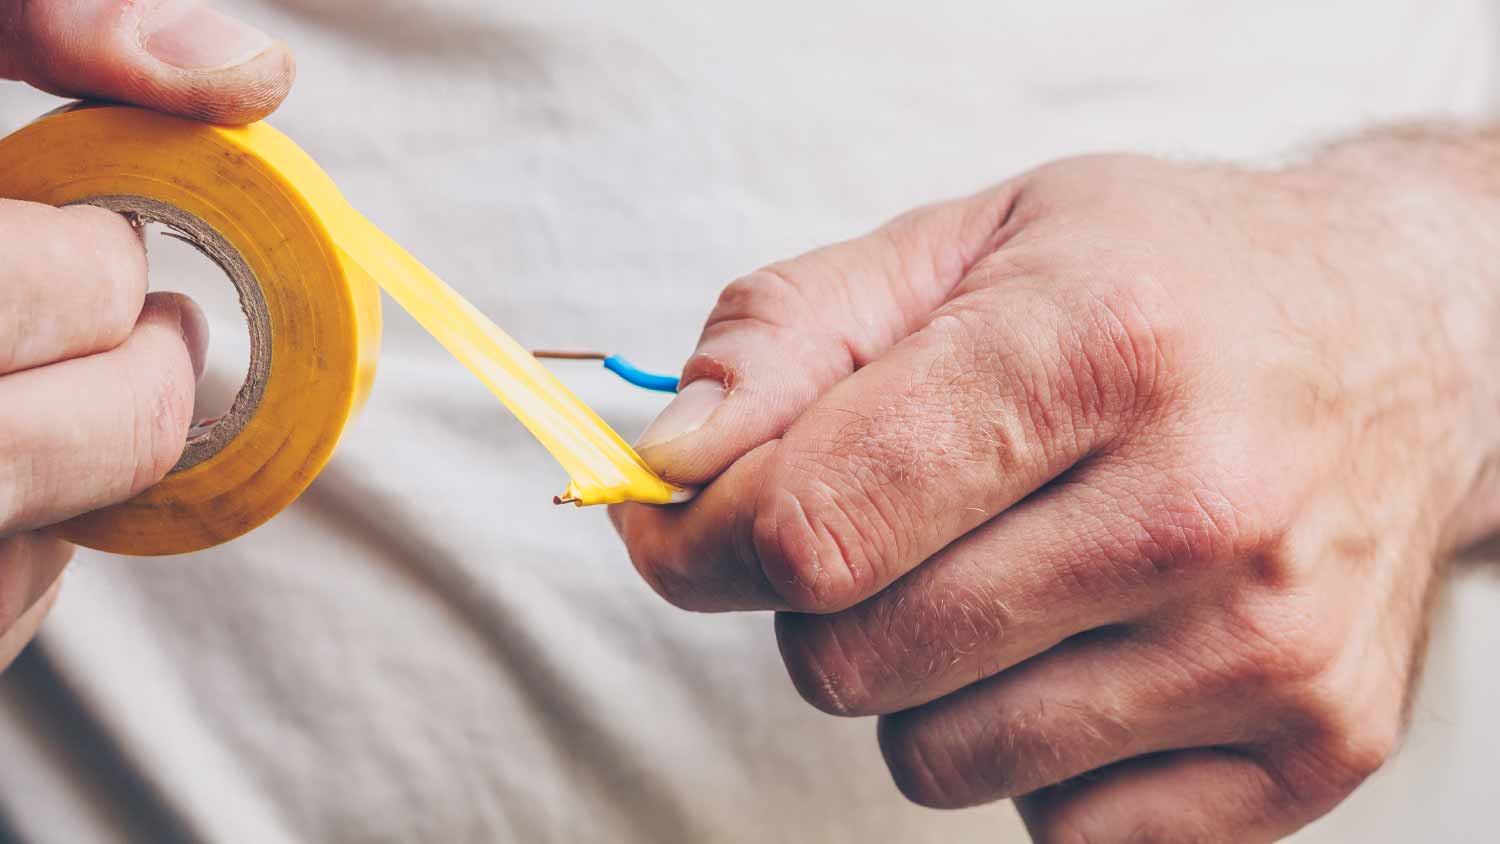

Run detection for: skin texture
[[5, 4, 1496, 838], [614, 139, 1500, 841], [0, 0, 294, 671]]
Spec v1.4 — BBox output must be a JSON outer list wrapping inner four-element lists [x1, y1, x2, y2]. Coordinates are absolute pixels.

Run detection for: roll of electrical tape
[[0, 103, 682, 556]]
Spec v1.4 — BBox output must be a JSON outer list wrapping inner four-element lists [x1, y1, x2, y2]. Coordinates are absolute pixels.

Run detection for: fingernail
[[636, 379, 725, 453], [143, 0, 274, 71], [174, 296, 210, 382]]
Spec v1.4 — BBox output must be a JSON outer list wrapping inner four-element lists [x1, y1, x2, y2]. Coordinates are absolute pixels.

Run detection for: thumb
[[0, 0, 294, 124], [635, 186, 1018, 484]]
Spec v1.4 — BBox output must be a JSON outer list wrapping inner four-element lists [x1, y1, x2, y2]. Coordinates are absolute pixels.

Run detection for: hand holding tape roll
[[0, 103, 685, 556]]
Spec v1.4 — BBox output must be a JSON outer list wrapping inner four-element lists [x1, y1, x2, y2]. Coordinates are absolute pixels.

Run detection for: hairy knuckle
[[862, 605, 961, 712], [989, 699, 1135, 800], [892, 568, 1014, 678]]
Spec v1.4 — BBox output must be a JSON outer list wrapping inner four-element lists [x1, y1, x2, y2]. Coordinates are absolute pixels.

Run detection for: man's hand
[[613, 136, 1500, 841], [0, 0, 293, 671]]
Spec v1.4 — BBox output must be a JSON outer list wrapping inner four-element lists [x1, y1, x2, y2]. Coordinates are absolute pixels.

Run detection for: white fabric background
[[1, 1, 1498, 841]]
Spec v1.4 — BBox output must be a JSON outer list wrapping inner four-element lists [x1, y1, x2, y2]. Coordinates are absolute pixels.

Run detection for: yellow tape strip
[[0, 104, 680, 555]]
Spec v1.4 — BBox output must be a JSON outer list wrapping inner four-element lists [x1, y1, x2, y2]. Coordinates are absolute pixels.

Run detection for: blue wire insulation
[[603, 356, 680, 393]]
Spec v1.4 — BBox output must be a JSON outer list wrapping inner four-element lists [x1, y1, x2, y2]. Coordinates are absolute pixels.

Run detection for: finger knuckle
[[986, 698, 1136, 802], [1125, 482, 1251, 581], [929, 300, 1077, 467], [878, 712, 984, 809], [931, 276, 1171, 472], [1063, 278, 1177, 427], [100, 263, 147, 349], [776, 615, 879, 716], [1274, 666, 1401, 801], [60, 205, 146, 346], [872, 315, 1031, 490], [1268, 721, 1397, 813], [897, 569, 1016, 675], [131, 363, 193, 492], [971, 240, 1181, 428], [706, 268, 811, 333], [1209, 555, 1404, 798], [1317, 725, 1397, 792], [1197, 596, 1402, 798], [1247, 612, 1344, 698], [751, 477, 884, 613], [1178, 599, 1339, 703], [699, 267, 860, 379], [780, 574, 1013, 716]]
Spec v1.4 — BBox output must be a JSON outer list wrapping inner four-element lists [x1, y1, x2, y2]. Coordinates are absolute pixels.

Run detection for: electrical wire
[[602, 356, 680, 392], [533, 350, 681, 393]]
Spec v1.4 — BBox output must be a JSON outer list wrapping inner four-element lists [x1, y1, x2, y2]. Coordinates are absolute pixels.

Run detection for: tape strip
[[0, 104, 683, 555]]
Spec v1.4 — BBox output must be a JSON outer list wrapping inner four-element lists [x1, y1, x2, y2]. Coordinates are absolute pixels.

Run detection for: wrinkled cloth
[[2, 2, 1499, 841]]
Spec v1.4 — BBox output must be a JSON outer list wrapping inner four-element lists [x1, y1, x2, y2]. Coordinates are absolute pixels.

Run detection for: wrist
[[1284, 127, 1500, 546]]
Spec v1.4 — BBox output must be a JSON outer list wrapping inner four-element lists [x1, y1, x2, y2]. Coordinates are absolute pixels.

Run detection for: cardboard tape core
[[74, 195, 271, 473]]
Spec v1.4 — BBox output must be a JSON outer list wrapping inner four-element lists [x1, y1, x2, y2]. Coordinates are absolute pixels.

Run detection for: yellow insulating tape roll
[[0, 103, 683, 556]]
